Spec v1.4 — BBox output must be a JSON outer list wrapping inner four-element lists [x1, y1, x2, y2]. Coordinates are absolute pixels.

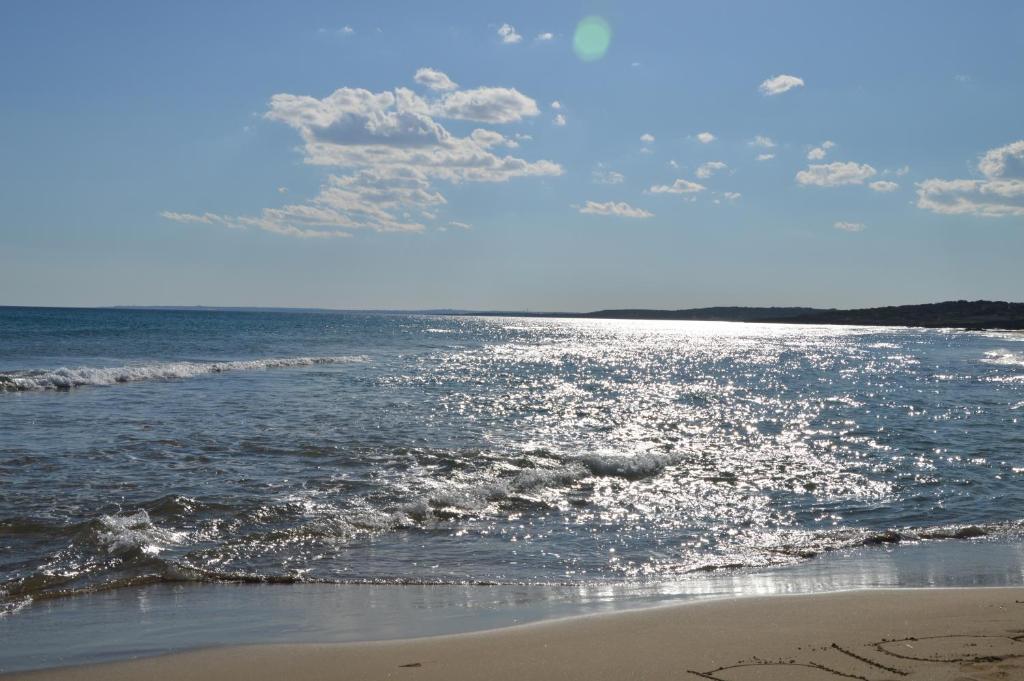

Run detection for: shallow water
[[3, 540, 1024, 673], [2, 307, 1023, 608]]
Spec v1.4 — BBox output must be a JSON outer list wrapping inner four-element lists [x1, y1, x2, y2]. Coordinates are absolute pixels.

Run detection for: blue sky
[[1, 1, 1022, 310]]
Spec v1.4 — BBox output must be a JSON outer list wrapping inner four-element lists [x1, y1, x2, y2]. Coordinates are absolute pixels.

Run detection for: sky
[[1, 1, 1022, 311]]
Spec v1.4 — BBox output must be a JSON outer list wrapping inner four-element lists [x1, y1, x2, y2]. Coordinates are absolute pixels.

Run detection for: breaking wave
[[95, 511, 186, 557], [0, 356, 365, 392], [5, 516, 1019, 607], [981, 349, 1024, 367]]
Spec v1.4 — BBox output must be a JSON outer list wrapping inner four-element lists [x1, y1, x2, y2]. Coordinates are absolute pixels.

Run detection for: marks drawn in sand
[[687, 628, 1024, 680]]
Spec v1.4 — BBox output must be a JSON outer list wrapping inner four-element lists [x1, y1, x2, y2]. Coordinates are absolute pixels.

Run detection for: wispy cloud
[[869, 180, 899, 192], [535, 32, 554, 41], [796, 162, 877, 187], [696, 161, 728, 179], [578, 201, 653, 218], [498, 23, 522, 44], [414, 67, 458, 92], [592, 167, 625, 184], [648, 179, 706, 194], [696, 131, 716, 144], [834, 221, 865, 232], [807, 140, 835, 160], [756, 153, 775, 161], [750, 135, 776, 148], [759, 74, 804, 96]]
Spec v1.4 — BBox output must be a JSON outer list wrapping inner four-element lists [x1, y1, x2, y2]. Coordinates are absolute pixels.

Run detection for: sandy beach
[[8, 587, 1024, 681]]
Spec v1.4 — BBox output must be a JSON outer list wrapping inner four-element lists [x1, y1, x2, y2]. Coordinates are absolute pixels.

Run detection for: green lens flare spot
[[573, 16, 611, 62]]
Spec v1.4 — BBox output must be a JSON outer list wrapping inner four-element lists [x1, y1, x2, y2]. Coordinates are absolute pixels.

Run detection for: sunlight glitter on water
[[1, 310, 1023, 602]]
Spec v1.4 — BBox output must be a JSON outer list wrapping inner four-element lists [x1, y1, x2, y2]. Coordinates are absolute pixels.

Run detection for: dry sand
[[8, 587, 1024, 680]]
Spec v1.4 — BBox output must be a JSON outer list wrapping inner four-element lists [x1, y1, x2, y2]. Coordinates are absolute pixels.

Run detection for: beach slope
[[8, 588, 1024, 681]]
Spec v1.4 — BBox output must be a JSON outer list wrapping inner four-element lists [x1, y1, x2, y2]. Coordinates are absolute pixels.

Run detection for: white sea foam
[[96, 511, 186, 556], [982, 349, 1024, 367], [0, 356, 365, 392], [580, 451, 679, 480], [0, 596, 32, 618]]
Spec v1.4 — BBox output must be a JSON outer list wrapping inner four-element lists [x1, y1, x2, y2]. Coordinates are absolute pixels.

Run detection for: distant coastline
[[4, 300, 1022, 330], [457, 300, 1024, 331]]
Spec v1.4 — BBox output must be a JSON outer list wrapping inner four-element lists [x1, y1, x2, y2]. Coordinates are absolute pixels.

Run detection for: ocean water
[[2, 307, 1024, 614]]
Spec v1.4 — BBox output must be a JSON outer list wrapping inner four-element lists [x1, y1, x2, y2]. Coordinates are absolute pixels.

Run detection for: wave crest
[[95, 511, 185, 557], [0, 356, 365, 392], [982, 349, 1024, 367]]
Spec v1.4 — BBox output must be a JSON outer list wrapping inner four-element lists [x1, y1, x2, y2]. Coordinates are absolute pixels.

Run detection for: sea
[[2, 306, 1024, 671]]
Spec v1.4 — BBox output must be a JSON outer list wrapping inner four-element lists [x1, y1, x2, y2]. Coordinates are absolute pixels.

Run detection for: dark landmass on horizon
[[456, 300, 1024, 330], [6, 300, 1020, 330]]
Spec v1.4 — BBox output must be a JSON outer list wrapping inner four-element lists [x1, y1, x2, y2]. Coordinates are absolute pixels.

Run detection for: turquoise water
[[2, 307, 1023, 609]]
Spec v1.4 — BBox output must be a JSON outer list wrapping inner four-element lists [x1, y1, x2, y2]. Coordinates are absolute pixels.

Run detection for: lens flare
[[573, 16, 611, 62]]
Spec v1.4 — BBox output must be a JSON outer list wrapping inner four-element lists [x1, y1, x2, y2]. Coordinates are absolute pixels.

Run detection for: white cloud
[[551, 100, 561, 110], [640, 133, 655, 143], [578, 201, 653, 218], [834, 221, 865, 232], [869, 180, 899, 192], [498, 23, 522, 44], [163, 73, 561, 238], [536, 32, 554, 41], [756, 153, 775, 161], [341, 26, 354, 35], [161, 210, 353, 238], [437, 87, 540, 123], [894, 165, 910, 176], [553, 113, 566, 126], [696, 131, 716, 144], [696, 161, 728, 179], [916, 140, 1024, 217], [723, 192, 741, 201], [414, 67, 458, 92], [807, 141, 835, 160], [759, 74, 805, 96], [796, 162, 877, 187], [449, 221, 472, 229], [592, 168, 625, 184], [751, 135, 776, 148], [668, 160, 680, 169], [978, 140, 1024, 178], [470, 128, 518, 148], [277, 186, 288, 194], [648, 179, 706, 194]]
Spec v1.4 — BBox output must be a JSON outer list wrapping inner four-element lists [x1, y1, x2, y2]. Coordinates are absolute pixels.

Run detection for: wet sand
[[7, 587, 1024, 681]]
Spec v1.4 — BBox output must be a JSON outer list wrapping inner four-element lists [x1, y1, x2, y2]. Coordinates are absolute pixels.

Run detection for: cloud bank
[[917, 140, 1024, 217], [164, 70, 561, 238]]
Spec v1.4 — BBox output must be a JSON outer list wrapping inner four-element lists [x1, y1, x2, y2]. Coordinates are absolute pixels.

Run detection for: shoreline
[[4, 538, 1024, 674], [7, 586, 1024, 680]]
